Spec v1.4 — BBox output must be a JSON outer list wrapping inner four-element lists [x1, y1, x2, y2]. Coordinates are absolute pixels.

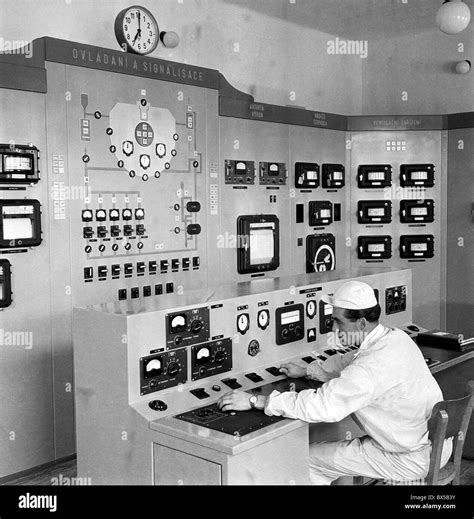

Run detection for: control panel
[[309, 201, 333, 227], [0, 144, 40, 184], [166, 306, 210, 349], [259, 162, 287, 185], [140, 349, 187, 395], [400, 164, 435, 188], [322, 163, 345, 189], [306, 233, 336, 273], [400, 199, 434, 224], [275, 303, 305, 345], [357, 164, 392, 189], [358, 200, 392, 224], [191, 338, 232, 381], [295, 162, 319, 189], [385, 285, 407, 315], [225, 160, 255, 185], [0, 200, 43, 249], [358, 235, 392, 260], [400, 235, 435, 259]]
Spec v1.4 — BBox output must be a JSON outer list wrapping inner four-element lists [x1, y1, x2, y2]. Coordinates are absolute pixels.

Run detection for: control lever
[[221, 378, 242, 390]]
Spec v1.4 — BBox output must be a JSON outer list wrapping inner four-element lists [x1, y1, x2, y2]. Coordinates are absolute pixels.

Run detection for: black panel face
[[175, 403, 284, 436], [306, 233, 336, 273], [385, 285, 407, 315], [259, 162, 287, 185], [400, 164, 435, 188], [357, 235, 392, 259], [0, 144, 40, 184], [357, 200, 392, 224], [0, 200, 42, 249], [322, 163, 345, 189], [224, 160, 255, 185], [166, 306, 210, 349], [357, 164, 392, 188], [0, 259, 12, 308], [191, 338, 233, 381], [237, 215, 280, 274], [400, 235, 435, 259], [400, 199, 435, 224], [319, 300, 334, 334], [309, 201, 333, 226], [140, 349, 187, 395], [295, 162, 320, 189], [275, 303, 304, 345]]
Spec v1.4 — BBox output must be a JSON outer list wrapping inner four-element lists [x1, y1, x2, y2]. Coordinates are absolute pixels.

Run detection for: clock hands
[[132, 11, 142, 46]]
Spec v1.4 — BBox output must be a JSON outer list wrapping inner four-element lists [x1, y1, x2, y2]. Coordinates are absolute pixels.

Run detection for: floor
[[1, 456, 474, 485]]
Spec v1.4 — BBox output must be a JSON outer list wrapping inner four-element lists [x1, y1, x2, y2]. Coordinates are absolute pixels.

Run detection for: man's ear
[[358, 318, 367, 331]]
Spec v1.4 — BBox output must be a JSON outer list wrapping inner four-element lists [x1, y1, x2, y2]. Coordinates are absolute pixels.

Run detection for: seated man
[[217, 280, 452, 484]]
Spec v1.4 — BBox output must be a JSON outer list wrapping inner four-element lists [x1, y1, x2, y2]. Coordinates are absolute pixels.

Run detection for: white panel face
[[349, 131, 442, 329]]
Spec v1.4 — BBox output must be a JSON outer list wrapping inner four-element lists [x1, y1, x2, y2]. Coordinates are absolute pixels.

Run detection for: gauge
[[140, 154, 151, 169], [195, 347, 210, 365], [313, 245, 335, 272], [96, 209, 107, 221], [169, 314, 187, 333], [109, 209, 120, 221], [156, 143, 166, 158], [237, 313, 250, 334], [143, 357, 162, 378], [122, 140, 134, 156], [135, 208, 145, 220], [257, 309, 270, 330], [122, 208, 133, 220], [306, 300, 317, 319], [82, 210, 93, 222]]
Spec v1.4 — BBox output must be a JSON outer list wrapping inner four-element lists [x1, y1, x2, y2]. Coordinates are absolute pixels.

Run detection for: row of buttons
[[83, 224, 146, 239], [83, 257, 201, 281], [82, 208, 145, 222], [118, 283, 175, 300]]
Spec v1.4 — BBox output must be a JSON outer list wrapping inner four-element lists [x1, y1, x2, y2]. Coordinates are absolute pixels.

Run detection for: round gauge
[[257, 309, 270, 330], [135, 208, 145, 220], [237, 313, 250, 335], [122, 208, 133, 220], [140, 154, 151, 169], [122, 140, 134, 156], [114, 6, 160, 56], [170, 314, 186, 332], [196, 347, 210, 363], [156, 143, 166, 158], [306, 300, 316, 319], [313, 244, 335, 272], [109, 209, 120, 220], [146, 359, 161, 372]]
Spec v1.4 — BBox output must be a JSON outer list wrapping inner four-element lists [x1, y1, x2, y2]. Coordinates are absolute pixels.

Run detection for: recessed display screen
[[411, 171, 428, 180], [4, 156, 32, 171], [411, 243, 428, 251], [0, 200, 42, 248], [307, 170, 318, 180], [333, 171, 343, 180], [368, 208, 385, 217], [411, 207, 428, 216], [368, 243, 385, 252], [281, 310, 300, 325], [368, 172, 385, 180], [320, 209, 331, 218], [3, 218, 33, 240], [324, 304, 333, 316], [249, 225, 275, 266]]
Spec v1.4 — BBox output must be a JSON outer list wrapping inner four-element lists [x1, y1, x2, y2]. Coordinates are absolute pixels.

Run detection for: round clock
[[114, 5, 159, 55]]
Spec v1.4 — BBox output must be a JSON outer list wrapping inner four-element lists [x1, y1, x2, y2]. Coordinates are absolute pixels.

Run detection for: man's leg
[[309, 436, 431, 485]]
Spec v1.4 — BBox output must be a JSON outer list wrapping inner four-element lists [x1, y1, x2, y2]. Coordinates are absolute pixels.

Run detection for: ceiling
[[223, 0, 466, 39]]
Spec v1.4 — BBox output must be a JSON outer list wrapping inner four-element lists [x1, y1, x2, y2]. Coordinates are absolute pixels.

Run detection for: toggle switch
[[190, 388, 210, 400], [221, 378, 242, 390], [245, 372, 264, 383]]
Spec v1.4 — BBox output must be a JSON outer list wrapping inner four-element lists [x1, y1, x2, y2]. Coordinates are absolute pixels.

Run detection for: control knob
[[190, 319, 204, 333], [167, 361, 180, 377], [214, 350, 227, 364], [149, 400, 167, 412]]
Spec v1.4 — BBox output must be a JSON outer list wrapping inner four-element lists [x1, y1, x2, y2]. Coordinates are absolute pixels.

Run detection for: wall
[[361, 28, 474, 115], [0, 0, 362, 115]]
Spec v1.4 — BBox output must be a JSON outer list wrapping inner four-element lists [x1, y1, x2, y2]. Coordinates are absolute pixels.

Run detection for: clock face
[[116, 6, 159, 55]]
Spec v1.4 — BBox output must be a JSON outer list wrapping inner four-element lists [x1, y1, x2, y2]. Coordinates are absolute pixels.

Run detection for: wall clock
[[114, 5, 159, 55]]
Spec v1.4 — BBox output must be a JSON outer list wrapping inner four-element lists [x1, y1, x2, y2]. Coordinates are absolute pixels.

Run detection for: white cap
[[321, 281, 377, 310]]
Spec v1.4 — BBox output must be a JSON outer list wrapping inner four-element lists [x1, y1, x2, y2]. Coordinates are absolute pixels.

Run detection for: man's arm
[[306, 350, 357, 382]]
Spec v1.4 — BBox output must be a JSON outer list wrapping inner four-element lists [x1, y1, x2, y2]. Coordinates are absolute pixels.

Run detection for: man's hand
[[279, 362, 307, 378], [217, 390, 252, 412]]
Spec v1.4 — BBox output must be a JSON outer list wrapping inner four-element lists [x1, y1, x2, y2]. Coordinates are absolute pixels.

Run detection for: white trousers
[[309, 436, 453, 485]]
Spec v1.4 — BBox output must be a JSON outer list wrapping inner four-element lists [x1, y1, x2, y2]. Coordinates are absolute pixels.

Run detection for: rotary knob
[[167, 361, 180, 377], [148, 400, 167, 411], [214, 350, 226, 363], [190, 319, 203, 333]]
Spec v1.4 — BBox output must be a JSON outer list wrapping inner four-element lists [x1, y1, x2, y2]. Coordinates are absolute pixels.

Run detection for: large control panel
[[74, 269, 413, 484]]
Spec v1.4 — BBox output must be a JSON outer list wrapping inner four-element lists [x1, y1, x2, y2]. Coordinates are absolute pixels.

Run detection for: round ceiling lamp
[[436, 0, 471, 34]]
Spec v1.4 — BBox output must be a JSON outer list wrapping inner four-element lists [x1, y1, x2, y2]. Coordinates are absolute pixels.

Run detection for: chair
[[354, 380, 474, 486]]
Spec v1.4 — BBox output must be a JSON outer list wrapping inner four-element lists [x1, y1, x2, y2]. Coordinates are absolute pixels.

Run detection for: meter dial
[[122, 140, 134, 156], [257, 309, 270, 330], [306, 300, 317, 319], [169, 314, 187, 333], [145, 358, 162, 377], [237, 313, 250, 335], [313, 245, 335, 272], [195, 346, 210, 365]]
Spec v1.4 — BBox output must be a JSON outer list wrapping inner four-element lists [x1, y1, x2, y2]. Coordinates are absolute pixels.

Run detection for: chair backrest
[[426, 380, 474, 485]]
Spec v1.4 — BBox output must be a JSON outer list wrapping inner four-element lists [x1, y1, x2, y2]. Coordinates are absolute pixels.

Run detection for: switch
[[124, 263, 133, 276], [186, 201, 201, 212], [118, 289, 127, 300], [155, 284, 163, 295], [149, 261, 157, 274], [111, 225, 121, 237], [143, 285, 151, 297], [186, 223, 201, 235], [302, 356, 315, 364], [266, 366, 283, 377], [131, 287, 139, 299], [96, 209, 107, 222], [221, 378, 242, 390], [109, 209, 120, 221], [171, 259, 179, 271], [182, 257, 190, 269], [190, 388, 210, 400], [124, 225, 133, 236], [111, 264, 121, 277], [245, 373, 264, 383], [98, 265, 108, 278], [136, 224, 145, 236], [212, 384, 221, 392], [166, 282, 174, 294], [324, 349, 338, 356], [137, 262, 146, 275], [84, 267, 93, 281], [97, 226, 108, 238], [122, 208, 133, 221], [192, 256, 200, 268], [296, 204, 304, 224], [307, 328, 316, 342], [135, 208, 145, 220], [83, 227, 94, 239], [160, 260, 168, 272], [82, 209, 93, 222]]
